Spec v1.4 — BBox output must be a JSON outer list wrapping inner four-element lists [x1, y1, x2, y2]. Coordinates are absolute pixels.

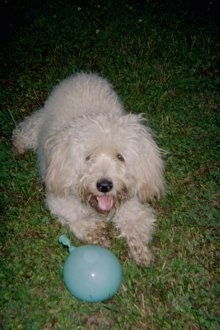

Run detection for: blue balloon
[[62, 244, 122, 302]]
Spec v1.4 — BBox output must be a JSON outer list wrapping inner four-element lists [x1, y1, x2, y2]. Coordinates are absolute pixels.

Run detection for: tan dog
[[13, 73, 164, 266]]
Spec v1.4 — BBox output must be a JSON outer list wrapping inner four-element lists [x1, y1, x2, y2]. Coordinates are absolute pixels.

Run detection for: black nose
[[96, 179, 113, 193]]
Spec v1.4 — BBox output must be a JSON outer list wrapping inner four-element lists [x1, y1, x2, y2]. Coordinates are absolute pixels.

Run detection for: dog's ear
[[126, 115, 165, 203], [43, 133, 76, 196]]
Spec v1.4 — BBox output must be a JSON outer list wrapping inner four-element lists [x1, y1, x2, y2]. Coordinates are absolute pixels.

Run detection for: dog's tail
[[12, 110, 44, 154]]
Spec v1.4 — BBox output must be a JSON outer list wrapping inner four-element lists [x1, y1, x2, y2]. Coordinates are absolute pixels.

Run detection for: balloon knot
[[59, 235, 75, 253]]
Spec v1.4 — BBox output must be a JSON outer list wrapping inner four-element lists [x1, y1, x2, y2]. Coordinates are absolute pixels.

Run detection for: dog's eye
[[117, 153, 125, 162], [85, 154, 91, 161]]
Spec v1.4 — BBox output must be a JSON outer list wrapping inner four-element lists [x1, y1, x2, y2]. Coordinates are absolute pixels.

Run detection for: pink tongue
[[97, 196, 114, 211]]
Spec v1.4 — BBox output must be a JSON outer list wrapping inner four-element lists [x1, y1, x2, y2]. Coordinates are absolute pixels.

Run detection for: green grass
[[0, 1, 219, 329]]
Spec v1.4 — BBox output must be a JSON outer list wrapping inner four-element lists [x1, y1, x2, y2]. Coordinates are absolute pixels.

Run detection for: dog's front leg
[[114, 198, 156, 266], [46, 193, 110, 246]]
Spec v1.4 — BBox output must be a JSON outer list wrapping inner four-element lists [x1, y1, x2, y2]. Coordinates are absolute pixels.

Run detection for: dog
[[12, 72, 164, 266]]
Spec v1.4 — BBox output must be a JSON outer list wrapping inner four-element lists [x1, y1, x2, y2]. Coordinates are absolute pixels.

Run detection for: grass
[[0, 1, 219, 329]]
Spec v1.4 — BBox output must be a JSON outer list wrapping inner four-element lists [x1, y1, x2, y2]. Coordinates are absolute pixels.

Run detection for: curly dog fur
[[12, 72, 164, 266]]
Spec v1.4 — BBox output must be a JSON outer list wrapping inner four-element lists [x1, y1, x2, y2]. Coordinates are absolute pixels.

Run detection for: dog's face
[[44, 114, 164, 213], [77, 146, 132, 214]]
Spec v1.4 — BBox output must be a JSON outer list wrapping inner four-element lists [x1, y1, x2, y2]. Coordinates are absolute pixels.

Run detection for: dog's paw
[[12, 135, 26, 154], [128, 243, 154, 267]]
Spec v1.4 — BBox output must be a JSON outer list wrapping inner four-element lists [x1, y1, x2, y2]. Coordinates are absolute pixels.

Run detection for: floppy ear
[[127, 115, 165, 203], [43, 132, 77, 196]]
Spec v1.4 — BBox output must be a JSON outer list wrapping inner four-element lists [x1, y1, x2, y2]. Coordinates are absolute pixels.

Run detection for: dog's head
[[44, 114, 164, 214]]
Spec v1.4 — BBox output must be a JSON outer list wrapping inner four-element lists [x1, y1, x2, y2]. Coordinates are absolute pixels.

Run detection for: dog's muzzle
[[94, 179, 115, 212], [79, 177, 129, 214]]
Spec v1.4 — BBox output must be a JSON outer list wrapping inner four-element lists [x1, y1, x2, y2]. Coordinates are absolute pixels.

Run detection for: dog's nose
[[96, 179, 113, 193]]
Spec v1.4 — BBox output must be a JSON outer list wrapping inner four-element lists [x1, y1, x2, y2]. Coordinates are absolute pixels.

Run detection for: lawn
[[0, 1, 219, 329]]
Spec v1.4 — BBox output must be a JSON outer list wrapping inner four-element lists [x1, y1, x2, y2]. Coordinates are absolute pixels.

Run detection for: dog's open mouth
[[87, 194, 115, 213], [96, 195, 114, 212]]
